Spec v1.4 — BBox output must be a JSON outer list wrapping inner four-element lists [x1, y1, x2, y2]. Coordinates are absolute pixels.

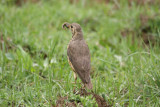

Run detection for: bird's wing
[[67, 40, 91, 84]]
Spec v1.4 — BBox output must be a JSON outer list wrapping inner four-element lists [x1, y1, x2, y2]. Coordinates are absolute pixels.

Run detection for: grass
[[0, 0, 160, 106]]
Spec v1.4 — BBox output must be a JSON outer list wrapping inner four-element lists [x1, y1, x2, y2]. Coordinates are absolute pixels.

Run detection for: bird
[[62, 22, 93, 90]]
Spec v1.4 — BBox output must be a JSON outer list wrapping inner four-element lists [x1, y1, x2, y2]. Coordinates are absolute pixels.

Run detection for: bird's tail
[[85, 80, 93, 90]]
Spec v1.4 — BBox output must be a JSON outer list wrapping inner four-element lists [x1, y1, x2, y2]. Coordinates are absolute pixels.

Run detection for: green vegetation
[[0, 0, 160, 106]]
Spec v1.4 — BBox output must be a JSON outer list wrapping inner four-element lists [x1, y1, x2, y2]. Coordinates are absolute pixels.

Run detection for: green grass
[[0, 0, 160, 106]]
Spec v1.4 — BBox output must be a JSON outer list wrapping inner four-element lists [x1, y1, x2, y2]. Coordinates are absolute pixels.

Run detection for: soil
[[15, 0, 39, 6], [56, 88, 110, 107], [56, 96, 77, 107]]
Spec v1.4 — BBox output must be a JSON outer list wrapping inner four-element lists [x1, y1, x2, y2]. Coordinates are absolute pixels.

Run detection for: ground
[[0, 0, 160, 106]]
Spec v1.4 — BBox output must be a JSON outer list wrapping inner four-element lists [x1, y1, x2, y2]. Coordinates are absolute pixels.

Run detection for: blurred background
[[0, 0, 160, 106]]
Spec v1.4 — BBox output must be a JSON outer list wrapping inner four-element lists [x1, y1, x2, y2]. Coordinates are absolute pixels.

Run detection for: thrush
[[62, 22, 93, 89]]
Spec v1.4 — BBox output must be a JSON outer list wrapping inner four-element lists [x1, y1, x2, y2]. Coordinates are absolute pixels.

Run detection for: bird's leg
[[82, 84, 85, 89], [73, 72, 77, 93], [79, 84, 88, 95], [71, 72, 77, 84], [74, 72, 77, 84]]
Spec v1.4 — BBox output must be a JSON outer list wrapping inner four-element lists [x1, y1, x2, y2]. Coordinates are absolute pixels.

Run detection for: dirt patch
[[93, 93, 109, 107], [139, 14, 160, 46], [128, 0, 160, 6], [56, 96, 78, 107], [15, 0, 39, 6], [121, 13, 160, 47], [56, 89, 111, 107], [0, 33, 15, 51], [77, 89, 109, 107]]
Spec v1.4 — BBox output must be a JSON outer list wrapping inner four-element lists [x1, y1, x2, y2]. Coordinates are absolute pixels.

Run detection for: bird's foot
[[73, 87, 79, 94]]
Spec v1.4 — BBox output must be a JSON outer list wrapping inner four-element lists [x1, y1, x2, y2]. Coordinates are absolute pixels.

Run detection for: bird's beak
[[62, 22, 71, 29]]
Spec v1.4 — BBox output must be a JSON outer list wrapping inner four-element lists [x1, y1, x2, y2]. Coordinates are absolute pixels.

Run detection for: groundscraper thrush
[[62, 22, 92, 89]]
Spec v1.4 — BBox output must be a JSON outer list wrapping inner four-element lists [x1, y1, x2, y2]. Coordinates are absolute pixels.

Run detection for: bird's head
[[62, 22, 82, 36]]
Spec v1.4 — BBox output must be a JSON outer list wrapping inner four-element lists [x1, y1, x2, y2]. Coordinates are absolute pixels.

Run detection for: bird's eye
[[71, 25, 73, 28]]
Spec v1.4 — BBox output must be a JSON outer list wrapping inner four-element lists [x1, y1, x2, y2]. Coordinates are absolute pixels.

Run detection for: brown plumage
[[62, 22, 92, 89]]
